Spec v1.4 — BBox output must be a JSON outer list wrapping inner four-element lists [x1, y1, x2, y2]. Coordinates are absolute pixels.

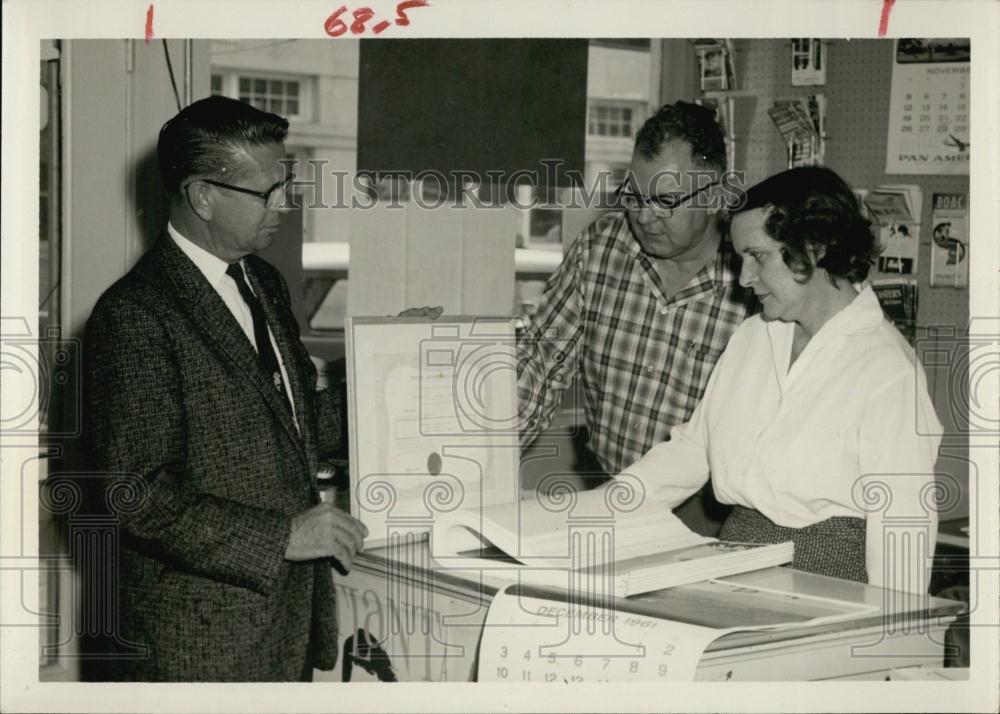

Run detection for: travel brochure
[[767, 94, 826, 167]]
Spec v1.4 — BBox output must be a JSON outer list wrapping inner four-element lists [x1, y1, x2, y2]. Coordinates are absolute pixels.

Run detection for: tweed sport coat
[[85, 234, 342, 681]]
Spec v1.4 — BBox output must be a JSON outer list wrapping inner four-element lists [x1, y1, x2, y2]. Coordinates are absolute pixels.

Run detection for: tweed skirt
[[718, 506, 868, 583]]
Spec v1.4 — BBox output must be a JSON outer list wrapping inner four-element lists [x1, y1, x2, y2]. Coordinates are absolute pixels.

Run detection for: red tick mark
[[878, 0, 895, 37], [145, 4, 154, 43]]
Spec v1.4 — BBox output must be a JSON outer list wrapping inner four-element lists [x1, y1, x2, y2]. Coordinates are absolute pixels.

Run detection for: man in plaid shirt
[[518, 101, 758, 536]]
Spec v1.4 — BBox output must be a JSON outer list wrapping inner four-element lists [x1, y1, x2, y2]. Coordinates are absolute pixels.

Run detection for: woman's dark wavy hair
[[731, 166, 878, 284], [157, 95, 289, 196]]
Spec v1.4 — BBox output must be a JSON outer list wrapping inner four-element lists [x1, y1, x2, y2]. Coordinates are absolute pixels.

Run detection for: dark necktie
[[226, 262, 293, 413]]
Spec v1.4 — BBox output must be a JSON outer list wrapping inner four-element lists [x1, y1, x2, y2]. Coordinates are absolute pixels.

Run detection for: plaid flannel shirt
[[518, 211, 758, 476]]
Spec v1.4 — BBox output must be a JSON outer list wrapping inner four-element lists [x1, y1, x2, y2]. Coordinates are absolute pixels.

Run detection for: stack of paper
[[597, 541, 794, 597]]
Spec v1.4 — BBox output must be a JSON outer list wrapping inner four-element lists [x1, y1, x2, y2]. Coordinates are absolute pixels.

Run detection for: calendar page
[[478, 589, 728, 682], [886, 38, 970, 175], [477, 582, 880, 682]]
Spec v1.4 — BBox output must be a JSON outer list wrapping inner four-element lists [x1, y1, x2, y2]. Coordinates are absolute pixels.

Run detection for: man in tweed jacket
[[85, 96, 366, 681]]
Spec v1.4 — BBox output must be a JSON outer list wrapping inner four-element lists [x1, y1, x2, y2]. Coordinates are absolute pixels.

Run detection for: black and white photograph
[[2, 1, 999, 712], [896, 37, 972, 64]]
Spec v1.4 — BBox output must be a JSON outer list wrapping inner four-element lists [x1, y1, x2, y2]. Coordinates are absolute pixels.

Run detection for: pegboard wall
[[728, 38, 970, 329], [724, 39, 971, 518]]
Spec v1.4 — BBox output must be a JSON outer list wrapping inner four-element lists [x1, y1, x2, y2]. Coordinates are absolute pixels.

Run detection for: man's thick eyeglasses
[[188, 174, 295, 208], [616, 180, 720, 216]]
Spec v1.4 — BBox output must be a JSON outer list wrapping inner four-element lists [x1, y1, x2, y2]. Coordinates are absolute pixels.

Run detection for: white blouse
[[619, 285, 943, 593]]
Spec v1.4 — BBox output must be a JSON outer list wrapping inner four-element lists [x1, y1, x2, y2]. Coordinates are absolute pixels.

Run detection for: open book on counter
[[430, 486, 793, 597]]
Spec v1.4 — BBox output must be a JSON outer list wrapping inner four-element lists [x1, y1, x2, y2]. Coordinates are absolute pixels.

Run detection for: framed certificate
[[344, 316, 521, 547]]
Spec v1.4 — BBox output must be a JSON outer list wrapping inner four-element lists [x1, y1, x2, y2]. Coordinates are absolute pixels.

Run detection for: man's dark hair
[[731, 166, 878, 284], [157, 95, 289, 196], [634, 100, 727, 173]]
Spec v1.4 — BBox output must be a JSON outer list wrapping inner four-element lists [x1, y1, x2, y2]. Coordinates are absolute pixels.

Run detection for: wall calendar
[[886, 38, 970, 176]]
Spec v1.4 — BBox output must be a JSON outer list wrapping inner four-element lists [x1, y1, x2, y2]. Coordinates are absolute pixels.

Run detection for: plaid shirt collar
[[619, 214, 739, 306]]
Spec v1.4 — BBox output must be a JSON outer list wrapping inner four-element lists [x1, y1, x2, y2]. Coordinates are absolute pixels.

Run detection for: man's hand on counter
[[285, 501, 368, 573]]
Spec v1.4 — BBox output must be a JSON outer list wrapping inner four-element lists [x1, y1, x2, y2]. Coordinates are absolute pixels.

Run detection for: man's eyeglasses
[[616, 180, 720, 216], [187, 174, 295, 209]]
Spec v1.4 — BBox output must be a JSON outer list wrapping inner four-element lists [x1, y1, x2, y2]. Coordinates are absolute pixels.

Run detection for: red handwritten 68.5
[[324, 0, 429, 37]]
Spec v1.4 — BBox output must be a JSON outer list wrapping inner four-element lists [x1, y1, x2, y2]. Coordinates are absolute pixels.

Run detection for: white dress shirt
[[168, 223, 297, 423], [619, 285, 942, 593]]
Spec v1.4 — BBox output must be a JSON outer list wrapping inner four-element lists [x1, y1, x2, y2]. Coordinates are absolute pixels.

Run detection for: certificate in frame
[[344, 316, 521, 547]]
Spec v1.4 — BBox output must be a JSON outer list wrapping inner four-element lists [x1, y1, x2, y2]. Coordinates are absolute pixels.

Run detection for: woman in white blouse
[[619, 166, 942, 593]]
